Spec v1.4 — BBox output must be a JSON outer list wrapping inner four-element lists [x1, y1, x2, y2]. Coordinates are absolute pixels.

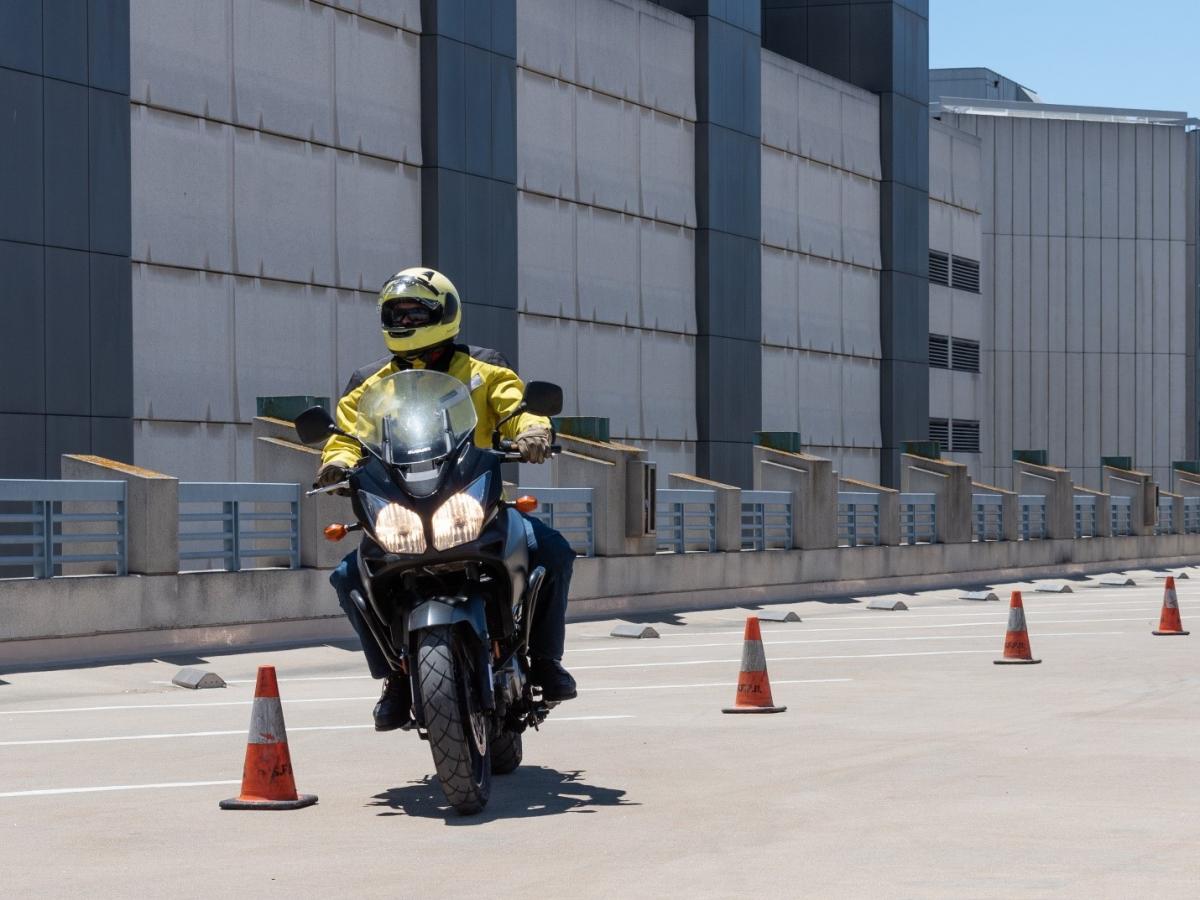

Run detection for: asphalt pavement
[[2, 568, 1199, 898]]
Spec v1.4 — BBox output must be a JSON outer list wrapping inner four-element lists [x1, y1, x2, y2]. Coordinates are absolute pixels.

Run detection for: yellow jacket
[[321, 346, 550, 469]]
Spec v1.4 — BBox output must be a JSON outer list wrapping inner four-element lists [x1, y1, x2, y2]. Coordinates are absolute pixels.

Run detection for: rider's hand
[[314, 462, 349, 489], [515, 426, 551, 464]]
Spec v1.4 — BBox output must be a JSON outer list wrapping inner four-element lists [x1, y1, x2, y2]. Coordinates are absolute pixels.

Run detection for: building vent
[[929, 418, 950, 452], [952, 419, 981, 453], [928, 250, 950, 286], [951, 338, 980, 373], [928, 334, 949, 369], [951, 256, 981, 293]]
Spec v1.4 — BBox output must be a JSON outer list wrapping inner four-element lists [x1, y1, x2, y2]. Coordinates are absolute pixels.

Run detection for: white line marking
[[222, 674, 371, 685], [571, 635, 1122, 670], [571, 618, 1154, 652], [579, 678, 851, 692], [0, 780, 241, 799], [0, 696, 378, 716], [0, 716, 634, 747]]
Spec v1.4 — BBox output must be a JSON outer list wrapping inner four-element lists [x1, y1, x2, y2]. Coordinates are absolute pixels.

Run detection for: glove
[[314, 462, 349, 489], [515, 426, 552, 464]]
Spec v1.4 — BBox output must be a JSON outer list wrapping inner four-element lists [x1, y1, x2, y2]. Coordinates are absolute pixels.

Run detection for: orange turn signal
[[514, 495, 538, 514], [324, 523, 348, 542]]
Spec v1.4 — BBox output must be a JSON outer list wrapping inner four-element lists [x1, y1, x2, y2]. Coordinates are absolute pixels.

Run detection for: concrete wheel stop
[[1097, 574, 1136, 586], [960, 591, 999, 601], [610, 623, 660, 639], [755, 610, 801, 623], [1033, 581, 1073, 593], [866, 598, 908, 611], [171, 668, 226, 690], [1154, 571, 1189, 580]]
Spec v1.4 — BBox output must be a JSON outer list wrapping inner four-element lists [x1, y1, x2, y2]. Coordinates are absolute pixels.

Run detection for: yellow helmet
[[377, 267, 462, 356]]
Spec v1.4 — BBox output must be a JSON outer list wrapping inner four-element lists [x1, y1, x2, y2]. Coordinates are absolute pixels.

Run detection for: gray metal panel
[[0, 413, 46, 477], [1101, 238, 1118, 354], [696, 124, 760, 241], [1135, 126, 1153, 237], [0, 240, 45, 415], [1082, 122, 1101, 238], [1117, 238, 1136, 354], [88, 87, 131, 257], [1117, 125, 1136, 240], [87, 0, 130, 94], [1152, 125, 1170, 240], [45, 414, 92, 476], [993, 116, 1013, 237], [1065, 122, 1084, 237], [1118, 352, 1135, 455], [1100, 123, 1118, 238], [880, 93, 929, 192], [1082, 237, 1102, 355], [1083, 351, 1100, 468], [1012, 235, 1030, 352], [1047, 348, 1066, 465], [1047, 236, 1066, 353], [1065, 237, 1083, 353], [1029, 237, 1047, 352], [43, 78, 89, 251], [697, 16, 760, 137], [44, 247, 91, 417], [1065, 351, 1083, 467], [1029, 119, 1048, 237], [993, 234, 1012, 350], [89, 251, 133, 419], [43, 0, 88, 85], [0, 67, 43, 244], [696, 229, 761, 341], [1046, 119, 1066, 237], [1011, 117, 1030, 236], [0, 0, 42, 74], [1134, 239, 1153, 355]]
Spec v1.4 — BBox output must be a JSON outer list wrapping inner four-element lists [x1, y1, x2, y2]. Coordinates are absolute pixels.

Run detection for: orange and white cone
[[1152, 576, 1190, 636], [722, 616, 787, 714], [993, 590, 1041, 665], [220, 666, 317, 810]]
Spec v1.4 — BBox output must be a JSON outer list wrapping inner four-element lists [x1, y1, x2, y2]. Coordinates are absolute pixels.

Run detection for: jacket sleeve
[[487, 365, 551, 441], [320, 379, 369, 469]]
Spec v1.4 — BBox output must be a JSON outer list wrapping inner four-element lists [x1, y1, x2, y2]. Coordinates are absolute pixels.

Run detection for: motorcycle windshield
[[353, 370, 478, 467]]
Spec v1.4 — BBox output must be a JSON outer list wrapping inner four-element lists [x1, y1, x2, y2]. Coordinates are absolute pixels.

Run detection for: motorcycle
[[294, 369, 564, 815]]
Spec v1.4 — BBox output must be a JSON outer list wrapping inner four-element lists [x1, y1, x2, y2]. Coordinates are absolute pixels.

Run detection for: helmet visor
[[381, 298, 442, 331]]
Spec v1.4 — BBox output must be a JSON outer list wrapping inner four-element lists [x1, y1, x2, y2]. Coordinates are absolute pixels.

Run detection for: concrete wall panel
[[517, 314, 579, 414], [928, 200, 950, 253], [761, 54, 798, 153], [842, 266, 881, 359], [761, 146, 798, 250], [130, 106, 231, 270], [841, 356, 881, 447], [796, 255, 841, 353], [840, 90, 881, 182], [517, 193, 575, 318], [636, 2, 694, 120], [232, 130, 335, 285], [333, 289, 383, 391], [575, 90, 639, 212], [761, 347, 800, 433], [760, 247, 797, 348], [639, 330, 695, 441], [796, 351, 840, 445], [334, 153, 421, 292], [639, 220, 695, 334], [639, 109, 694, 226], [576, 206, 640, 327], [130, 0, 231, 120], [929, 122, 951, 204], [842, 173, 880, 269], [797, 159, 841, 260], [575, 0, 638, 102], [333, 14, 421, 163], [516, 0, 575, 80], [573, 321, 641, 439], [516, 69, 574, 198], [133, 420, 239, 481]]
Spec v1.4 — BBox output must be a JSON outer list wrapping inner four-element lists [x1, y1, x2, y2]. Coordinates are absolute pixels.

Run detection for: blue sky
[[929, 0, 1198, 116]]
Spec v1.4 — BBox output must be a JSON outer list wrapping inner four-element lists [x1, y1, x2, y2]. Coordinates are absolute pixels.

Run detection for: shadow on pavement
[[369, 766, 636, 823]]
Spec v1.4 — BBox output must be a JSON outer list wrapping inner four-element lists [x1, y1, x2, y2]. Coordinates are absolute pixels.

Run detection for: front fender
[[407, 597, 488, 642]]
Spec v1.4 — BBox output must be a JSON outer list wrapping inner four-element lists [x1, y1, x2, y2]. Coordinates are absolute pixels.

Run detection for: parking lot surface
[[2, 570, 1199, 898]]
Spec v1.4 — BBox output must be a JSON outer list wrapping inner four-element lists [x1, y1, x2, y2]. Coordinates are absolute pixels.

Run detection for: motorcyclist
[[318, 267, 577, 731]]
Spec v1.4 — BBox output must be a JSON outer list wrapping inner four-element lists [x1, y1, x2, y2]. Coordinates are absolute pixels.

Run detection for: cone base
[[722, 705, 787, 714], [993, 658, 1042, 665], [219, 793, 318, 810], [1152, 629, 1190, 636]]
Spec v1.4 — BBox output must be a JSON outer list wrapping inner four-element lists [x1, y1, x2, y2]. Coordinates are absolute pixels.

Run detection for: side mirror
[[523, 381, 563, 417], [295, 406, 339, 446]]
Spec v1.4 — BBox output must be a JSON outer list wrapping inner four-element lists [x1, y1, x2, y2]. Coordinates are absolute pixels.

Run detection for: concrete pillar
[[1013, 461, 1074, 540], [971, 481, 1020, 542], [1072, 486, 1112, 537], [252, 418, 351, 569], [61, 454, 178, 575], [1102, 466, 1155, 536], [553, 435, 657, 557], [668, 473, 742, 552], [900, 454, 972, 544], [752, 446, 836, 550], [1172, 469, 1200, 498], [838, 477, 900, 546], [1160, 490, 1185, 534]]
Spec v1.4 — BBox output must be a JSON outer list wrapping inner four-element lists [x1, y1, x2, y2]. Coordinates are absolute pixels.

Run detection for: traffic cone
[[993, 591, 1042, 665], [1152, 576, 1190, 636], [220, 666, 318, 810], [722, 616, 787, 714]]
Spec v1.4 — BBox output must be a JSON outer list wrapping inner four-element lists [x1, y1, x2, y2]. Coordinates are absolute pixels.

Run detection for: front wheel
[[416, 627, 491, 814]]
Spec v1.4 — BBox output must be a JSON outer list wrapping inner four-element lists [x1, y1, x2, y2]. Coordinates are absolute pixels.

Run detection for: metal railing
[[656, 488, 717, 553], [899, 493, 937, 544], [178, 482, 300, 572], [838, 492, 881, 547], [741, 490, 792, 550], [0, 479, 127, 579], [1019, 494, 1047, 540], [1110, 495, 1133, 536], [522, 487, 595, 558], [1157, 495, 1175, 535], [972, 493, 1004, 542], [1074, 494, 1097, 538], [1185, 497, 1200, 535]]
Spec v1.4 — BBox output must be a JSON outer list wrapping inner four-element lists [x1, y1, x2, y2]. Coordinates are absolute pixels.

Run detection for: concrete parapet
[[253, 418, 351, 569], [972, 481, 1020, 542], [839, 477, 899, 546], [554, 435, 656, 556], [1072, 485, 1112, 537], [668, 473, 741, 552], [1172, 469, 1200, 498], [61, 455, 179, 575], [1013, 461, 1074, 540], [752, 446, 836, 550], [900, 454, 972, 544], [1102, 466, 1156, 536], [1160, 491, 1185, 534]]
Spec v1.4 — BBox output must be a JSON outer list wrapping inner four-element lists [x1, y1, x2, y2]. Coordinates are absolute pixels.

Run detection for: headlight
[[361, 493, 425, 554], [431, 473, 490, 551]]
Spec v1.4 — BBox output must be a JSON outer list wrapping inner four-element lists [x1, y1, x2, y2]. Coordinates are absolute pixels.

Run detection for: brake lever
[[306, 481, 350, 497]]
